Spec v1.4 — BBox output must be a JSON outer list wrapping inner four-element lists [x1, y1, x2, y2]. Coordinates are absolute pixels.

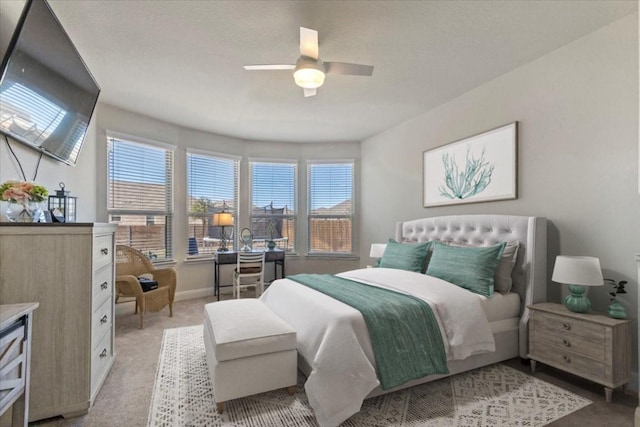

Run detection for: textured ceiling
[[41, 0, 638, 143]]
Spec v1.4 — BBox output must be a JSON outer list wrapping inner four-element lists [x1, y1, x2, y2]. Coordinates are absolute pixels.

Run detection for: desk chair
[[233, 252, 265, 298]]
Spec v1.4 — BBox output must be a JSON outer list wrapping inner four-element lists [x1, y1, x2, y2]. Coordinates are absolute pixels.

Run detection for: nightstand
[[528, 302, 632, 403]]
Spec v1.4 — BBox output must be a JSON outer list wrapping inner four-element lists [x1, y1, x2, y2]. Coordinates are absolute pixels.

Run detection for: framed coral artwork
[[423, 122, 517, 207]]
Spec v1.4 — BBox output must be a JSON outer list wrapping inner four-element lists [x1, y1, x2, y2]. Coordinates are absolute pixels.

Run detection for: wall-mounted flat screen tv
[[0, 0, 100, 166]]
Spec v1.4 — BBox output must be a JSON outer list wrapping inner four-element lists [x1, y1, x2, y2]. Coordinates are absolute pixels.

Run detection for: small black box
[[137, 277, 159, 292]]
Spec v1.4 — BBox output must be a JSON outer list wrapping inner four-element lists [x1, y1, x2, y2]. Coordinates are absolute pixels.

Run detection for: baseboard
[[115, 287, 216, 316], [174, 287, 216, 301]]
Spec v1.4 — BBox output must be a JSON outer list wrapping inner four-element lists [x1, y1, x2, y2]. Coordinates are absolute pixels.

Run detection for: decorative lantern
[[47, 182, 77, 223]]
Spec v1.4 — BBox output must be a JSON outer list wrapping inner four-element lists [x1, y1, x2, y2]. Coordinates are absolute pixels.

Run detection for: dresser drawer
[[530, 341, 606, 383], [532, 310, 605, 343], [530, 327, 605, 361], [93, 235, 113, 271], [92, 297, 113, 350], [93, 266, 113, 310], [91, 330, 112, 391]]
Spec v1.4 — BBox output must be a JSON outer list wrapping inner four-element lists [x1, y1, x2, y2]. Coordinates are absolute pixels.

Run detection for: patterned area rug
[[147, 325, 591, 427]]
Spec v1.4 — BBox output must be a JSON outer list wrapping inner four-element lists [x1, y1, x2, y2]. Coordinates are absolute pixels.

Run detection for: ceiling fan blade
[[300, 27, 319, 59], [243, 64, 295, 70], [303, 87, 317, 97], [324, 62, 374, 76]]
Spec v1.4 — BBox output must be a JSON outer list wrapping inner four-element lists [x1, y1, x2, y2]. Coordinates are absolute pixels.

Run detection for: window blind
[[186, 150, 239, 255], [249, 161, 297, 251], [107, 135, 174, 261], [308, 162, 354, 254]]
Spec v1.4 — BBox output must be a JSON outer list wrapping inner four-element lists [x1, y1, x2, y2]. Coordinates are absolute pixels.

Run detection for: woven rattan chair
[[115, 245, 176, 328]]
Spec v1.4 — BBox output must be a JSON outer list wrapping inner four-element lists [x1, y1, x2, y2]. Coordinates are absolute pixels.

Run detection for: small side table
[[0, 302, 39, 426], [528, 302, 631, 403]]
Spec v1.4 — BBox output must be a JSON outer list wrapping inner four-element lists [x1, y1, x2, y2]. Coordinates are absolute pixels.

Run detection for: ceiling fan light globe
[[294, 67, 325, 89]]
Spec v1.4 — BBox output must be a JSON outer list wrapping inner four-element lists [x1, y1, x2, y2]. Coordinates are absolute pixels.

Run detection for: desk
[[214, 249, 285, 300], [0, 302, 39, 427]]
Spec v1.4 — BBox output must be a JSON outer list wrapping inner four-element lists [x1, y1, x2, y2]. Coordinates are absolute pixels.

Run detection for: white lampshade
[[294, 67, 325, 89], [212, 212, 234, 227], [551, 256, 603, 287], [293, 57, 326, 89], [369, 243, 387, 258]]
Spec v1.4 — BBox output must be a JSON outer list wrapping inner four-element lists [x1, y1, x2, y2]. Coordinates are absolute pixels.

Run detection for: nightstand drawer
[[530, 327, 605, 361], [532, 310, 605, 343], [530, 341, 606, 382]]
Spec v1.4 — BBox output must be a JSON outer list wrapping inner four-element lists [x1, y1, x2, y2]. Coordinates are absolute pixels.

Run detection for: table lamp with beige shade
[[212, 211, 234, 252]]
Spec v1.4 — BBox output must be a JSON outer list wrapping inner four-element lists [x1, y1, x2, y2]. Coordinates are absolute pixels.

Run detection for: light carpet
[[147, 325, 591, 427]]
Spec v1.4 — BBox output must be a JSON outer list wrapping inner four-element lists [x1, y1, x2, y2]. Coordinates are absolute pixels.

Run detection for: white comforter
[[260, 268, 495, 427]]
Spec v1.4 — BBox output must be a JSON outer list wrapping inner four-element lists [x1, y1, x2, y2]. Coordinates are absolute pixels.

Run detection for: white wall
[[360, 13, 639, 380], [0, 114, 98, 222]]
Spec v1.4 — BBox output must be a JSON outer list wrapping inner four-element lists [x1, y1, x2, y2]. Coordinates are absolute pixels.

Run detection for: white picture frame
[[423, 122, 517, 208]]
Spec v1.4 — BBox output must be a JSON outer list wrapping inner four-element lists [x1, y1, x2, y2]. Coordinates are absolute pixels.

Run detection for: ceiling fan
[[243, 27, 374, 97]]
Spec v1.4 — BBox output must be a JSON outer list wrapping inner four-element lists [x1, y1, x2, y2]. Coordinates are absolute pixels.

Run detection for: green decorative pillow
[[426, 241, 506, 297], [443, 240, 520, 294], [379, 239, 431, 273]]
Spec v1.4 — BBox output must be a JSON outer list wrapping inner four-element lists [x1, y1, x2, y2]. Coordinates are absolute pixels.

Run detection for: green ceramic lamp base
[[608, 301, 627, 319], [563, 284, 591, 313]]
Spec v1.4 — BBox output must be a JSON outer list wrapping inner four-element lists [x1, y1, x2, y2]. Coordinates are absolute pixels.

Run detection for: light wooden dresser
[[0, 223, 117, 421], [528, 302, 631, 402]]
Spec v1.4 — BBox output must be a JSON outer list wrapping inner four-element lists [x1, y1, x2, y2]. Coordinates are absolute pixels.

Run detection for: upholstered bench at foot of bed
[[203, 299, 297, 413]]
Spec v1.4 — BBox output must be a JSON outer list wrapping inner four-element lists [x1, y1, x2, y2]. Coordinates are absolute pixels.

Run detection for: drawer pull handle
[[563, 355, 571, 363], [562, 322, 571, 330], [562, 339, 571, 347], [101, 248, 109, 255], [100, 315, 108, 324], [100, 349, 107, 358], [100, 281, 108, 290]]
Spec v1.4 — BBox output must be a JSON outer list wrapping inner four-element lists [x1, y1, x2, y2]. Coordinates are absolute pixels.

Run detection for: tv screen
[[0, 0, 100, 166]]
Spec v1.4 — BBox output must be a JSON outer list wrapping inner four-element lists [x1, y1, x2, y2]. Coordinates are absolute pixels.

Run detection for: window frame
[[307, 159, 356, 256], [106, 130, 175, 261], [185, 148, 240, 258], [248, 158, 298, 253]]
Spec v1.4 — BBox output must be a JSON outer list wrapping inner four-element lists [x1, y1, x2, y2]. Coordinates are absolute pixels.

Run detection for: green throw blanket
[[288, 274, 448, 390]]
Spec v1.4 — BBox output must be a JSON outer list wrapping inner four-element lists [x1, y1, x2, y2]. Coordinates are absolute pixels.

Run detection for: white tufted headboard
[[395, 214, 547, 358]]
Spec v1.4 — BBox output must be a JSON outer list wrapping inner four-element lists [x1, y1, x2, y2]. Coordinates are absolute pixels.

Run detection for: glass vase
[[5, 201, 42, 223]]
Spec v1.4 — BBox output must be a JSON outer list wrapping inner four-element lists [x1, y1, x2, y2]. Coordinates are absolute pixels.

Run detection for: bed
[[261, 214, 547, 427]]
